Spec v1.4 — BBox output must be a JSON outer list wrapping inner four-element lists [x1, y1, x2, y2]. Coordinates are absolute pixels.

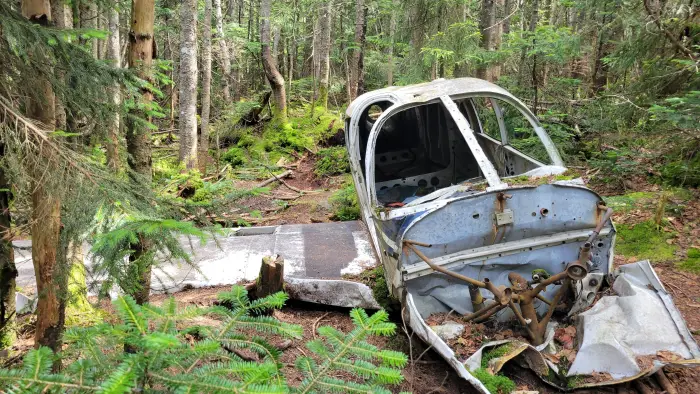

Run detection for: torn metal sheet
[[570, 261, 700, 379], [12, 221, 380, 311], [345, 77, 700, 393]]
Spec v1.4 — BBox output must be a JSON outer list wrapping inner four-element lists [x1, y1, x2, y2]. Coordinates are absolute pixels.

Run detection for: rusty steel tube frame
[[403, 202, 613, 346], [404, 240, 577, 346]]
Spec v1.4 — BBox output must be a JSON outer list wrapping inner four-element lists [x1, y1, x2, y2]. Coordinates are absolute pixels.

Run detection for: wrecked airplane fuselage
[[345, 78, 700, 392]]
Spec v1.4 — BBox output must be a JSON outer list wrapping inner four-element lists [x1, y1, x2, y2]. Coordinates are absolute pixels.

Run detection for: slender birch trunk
[[200, 0, 213, 173], [214, 0, 232, 102], [106, 4, 121, 171], [317, 0, 332, 109], [178, 0, 199, 169]]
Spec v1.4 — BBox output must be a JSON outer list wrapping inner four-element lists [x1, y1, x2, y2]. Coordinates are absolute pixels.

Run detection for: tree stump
[[255, 254, 284, 299]]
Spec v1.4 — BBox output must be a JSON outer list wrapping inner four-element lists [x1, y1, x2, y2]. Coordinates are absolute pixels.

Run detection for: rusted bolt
[[540, 208, 549, 216], [589, 278, 599, 287]]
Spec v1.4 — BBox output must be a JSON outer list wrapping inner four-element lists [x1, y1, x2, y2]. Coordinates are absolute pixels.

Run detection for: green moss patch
[[678, 248, 700, 273], [314, 147, 350, 177], [481, 344, 513, 369], [603, 191, 656, 212], [329, 179, 360, 221], [615, 220, 677, 262], [471, 368, 516, 394]]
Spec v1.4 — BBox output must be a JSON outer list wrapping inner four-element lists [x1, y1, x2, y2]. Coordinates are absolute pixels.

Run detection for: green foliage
[[330, 181, 361, 221], [314, 147, 350, 177], [369, 265, 395, 312], [0, 287, 406, 394], [660, 155, 700, 188], [615, 220, 678, 262], [90, 216, 210, 298], [471, 368, 516, 394], [588, 148, 650, 188]]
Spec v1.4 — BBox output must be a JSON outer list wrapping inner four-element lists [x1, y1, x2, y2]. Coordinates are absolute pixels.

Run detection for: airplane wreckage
[[342, 78, 700, 392], [12, 78, 699, 393]]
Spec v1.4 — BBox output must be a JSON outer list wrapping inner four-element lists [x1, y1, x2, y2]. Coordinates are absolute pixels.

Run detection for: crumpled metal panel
[[569, 260, 700, 379]]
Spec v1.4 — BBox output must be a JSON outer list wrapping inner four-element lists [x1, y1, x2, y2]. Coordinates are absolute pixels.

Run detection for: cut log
[[255, 254, 284, 299]]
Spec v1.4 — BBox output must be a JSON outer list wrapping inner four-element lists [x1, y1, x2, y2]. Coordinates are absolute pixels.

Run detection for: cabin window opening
[[461, 97, 553, 177], [358, 101, 393, 177], [374, 101, 480, 206]]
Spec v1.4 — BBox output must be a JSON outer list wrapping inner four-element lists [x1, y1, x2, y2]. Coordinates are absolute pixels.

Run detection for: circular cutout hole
[[472, 213, 480, 219], [540, 208, 549, 216], [379, 155, 387, 163], [597, 242, 604, 247], [418, 179, 428, 188], [430, 177, 440, 186]]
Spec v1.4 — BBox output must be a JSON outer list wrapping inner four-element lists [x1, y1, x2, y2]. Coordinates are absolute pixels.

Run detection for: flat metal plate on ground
[[12, 221, 379, 307]]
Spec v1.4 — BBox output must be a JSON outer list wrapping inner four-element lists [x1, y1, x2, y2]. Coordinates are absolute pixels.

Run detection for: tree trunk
[[348, 0, 367, 101], [477, 0, 504, 81], [214, 0, 232, 102], [317, 0, 332, 109], [126, 0, 156, 304], [178, 0, 198, 169], [51, 0, 71, 131], [0, 143, 16, 351], [260, 0, 287, 124], [79, 0, 99, 58], [255, 255, 284, 299], [106, 5, 121, 171], [200, 0, 212, 174], [21, 0, 64, 354], [387, 0, 397, 86]]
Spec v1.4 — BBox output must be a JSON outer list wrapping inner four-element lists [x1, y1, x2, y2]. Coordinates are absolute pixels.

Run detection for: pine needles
[[0, 286, 407, 393]]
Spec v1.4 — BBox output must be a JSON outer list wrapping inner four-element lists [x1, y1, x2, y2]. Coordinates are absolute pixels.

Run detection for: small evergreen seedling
[[0, 286, 408, 394]]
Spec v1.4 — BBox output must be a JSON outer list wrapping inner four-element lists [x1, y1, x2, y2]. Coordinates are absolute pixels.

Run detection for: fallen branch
[[312, 312, 331, 339], [256, 170, 293, 188]]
